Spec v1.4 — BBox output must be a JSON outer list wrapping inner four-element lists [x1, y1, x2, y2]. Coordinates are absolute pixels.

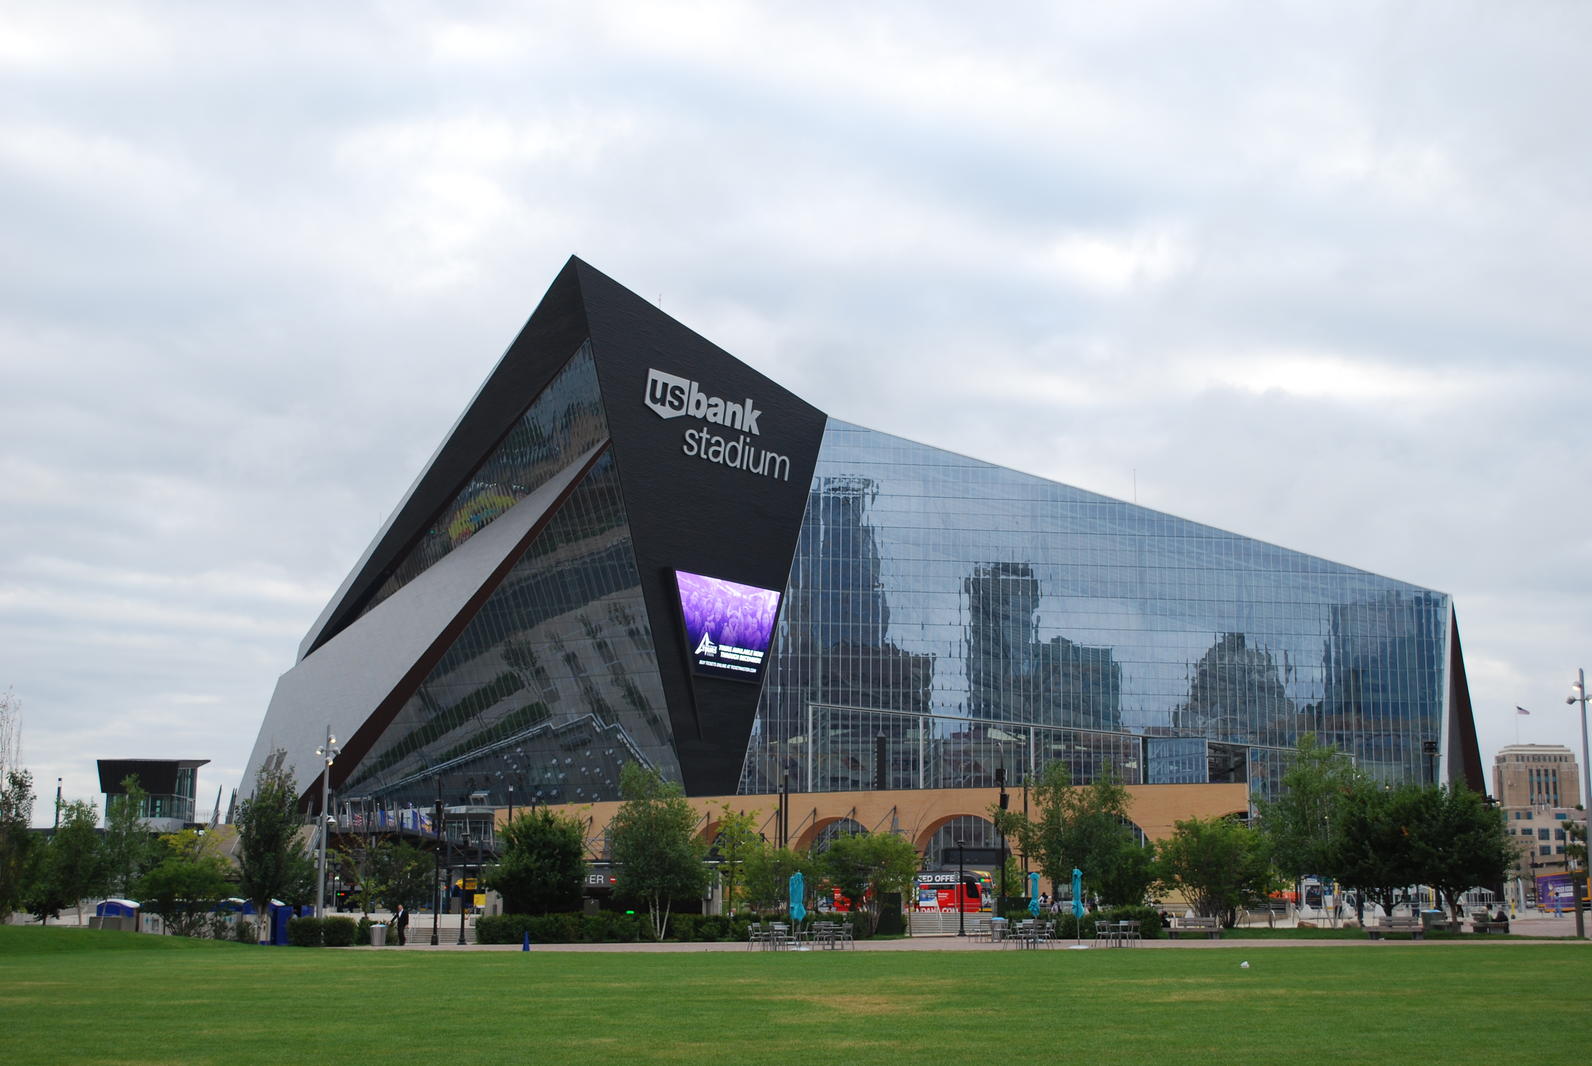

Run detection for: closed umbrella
[[789, 872, 807, 923], [1072, 868, 1085, 946], [1028, 872, 1041, 917]]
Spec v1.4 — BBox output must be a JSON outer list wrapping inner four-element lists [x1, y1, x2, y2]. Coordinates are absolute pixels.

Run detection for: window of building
[[1541, 845, 1553, 856], [1539, 828, 1551, 840]]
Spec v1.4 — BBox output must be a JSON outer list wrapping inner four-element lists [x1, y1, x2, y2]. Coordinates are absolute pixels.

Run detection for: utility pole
[[314, 727, 339, 918]]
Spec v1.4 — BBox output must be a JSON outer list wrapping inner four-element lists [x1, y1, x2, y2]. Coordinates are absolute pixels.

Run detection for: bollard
[[522, 930, 531, 952]]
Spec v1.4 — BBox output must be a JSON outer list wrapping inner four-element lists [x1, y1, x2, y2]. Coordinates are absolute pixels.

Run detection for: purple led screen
[[673, 570, 783, 682]]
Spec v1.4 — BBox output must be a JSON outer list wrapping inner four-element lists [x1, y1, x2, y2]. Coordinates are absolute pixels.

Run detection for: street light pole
[[1567, 669, 1592, 940], [457, 830, 470, 946], [956, 837, 966, 937], [314, 726, 339, 918], [430, 778, 443, 947], [996, 766, 1008, 908]]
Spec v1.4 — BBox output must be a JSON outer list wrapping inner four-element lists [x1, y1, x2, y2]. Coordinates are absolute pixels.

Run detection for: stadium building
[[243, 258, 1483, 861]]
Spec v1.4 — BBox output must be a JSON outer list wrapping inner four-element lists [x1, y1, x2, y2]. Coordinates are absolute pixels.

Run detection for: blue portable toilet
[[94, 899, 141, 932], [240, 899, 293, 944], [211, 898, 246, 934], [269, 902, 294, 945]]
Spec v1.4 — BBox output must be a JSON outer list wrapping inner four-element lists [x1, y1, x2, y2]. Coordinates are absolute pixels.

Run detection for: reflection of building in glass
[[965, 563, 1123, 732], [244, 258, 1484, 818], [1172, 633, 1295, 747]]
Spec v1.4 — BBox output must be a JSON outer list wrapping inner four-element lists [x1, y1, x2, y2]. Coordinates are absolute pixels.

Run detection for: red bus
[[915, 871, 987, 913]]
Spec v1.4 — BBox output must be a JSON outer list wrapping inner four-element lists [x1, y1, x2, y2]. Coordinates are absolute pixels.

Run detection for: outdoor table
[[1009, 919, 1045, 949]]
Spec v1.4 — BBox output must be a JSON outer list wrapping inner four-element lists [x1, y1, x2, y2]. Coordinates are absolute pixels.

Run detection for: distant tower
[[1493, 744, 1582, 886], [1494, 744, 1580, 808]]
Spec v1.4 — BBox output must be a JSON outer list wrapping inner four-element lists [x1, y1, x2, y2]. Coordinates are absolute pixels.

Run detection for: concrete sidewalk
[[388, 911, 1587, 952]]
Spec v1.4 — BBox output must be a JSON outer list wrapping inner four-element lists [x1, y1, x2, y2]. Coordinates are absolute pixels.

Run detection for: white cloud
[[4, 0, 1592, 823]]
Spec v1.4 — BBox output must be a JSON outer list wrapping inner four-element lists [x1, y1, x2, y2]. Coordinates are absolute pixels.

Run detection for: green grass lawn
[[2, 926, 1589, 1065]]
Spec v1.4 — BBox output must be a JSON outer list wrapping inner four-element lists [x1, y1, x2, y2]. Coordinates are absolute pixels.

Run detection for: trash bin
[[370, 923, 388, 947], [990, 918, 1008, 942], [1420, 909, 1443, 932]]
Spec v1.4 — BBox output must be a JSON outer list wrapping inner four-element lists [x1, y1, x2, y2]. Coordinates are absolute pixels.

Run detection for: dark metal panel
[[1447, 610, 1486, 793], [96, 759, 207, 795], [573, 260, 829, 796]]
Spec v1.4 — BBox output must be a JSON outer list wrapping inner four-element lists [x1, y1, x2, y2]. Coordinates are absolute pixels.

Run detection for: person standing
[[395, 904, 409, 946]]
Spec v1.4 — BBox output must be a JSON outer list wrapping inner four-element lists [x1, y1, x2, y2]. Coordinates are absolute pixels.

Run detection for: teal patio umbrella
[[1072, 868, 1085, 918], [1028, 872, 1041, 917], [789, 872, 807, 923]]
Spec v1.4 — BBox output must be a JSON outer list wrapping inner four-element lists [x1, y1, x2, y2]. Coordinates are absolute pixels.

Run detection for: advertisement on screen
[[673, 570, 782, 682]]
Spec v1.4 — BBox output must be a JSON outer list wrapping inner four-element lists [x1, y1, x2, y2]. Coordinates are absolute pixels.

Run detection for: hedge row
[[285, 916, 359, 947]]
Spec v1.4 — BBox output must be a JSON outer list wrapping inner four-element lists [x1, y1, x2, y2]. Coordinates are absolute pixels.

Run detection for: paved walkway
[[388, 911, 1587, 952]]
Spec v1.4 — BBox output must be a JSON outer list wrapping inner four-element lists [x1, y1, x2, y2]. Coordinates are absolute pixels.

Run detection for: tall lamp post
[[314, 726, 340, 918], [457, 831, 470, 946], [956, 837, 967, 937], [996, 767, 1009, 908], [430, 778, 443, 946], [1567, 670, 1592, 940]]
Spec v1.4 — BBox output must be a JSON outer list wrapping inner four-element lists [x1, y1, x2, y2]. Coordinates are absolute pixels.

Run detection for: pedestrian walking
[[395, 904, 409, 946]]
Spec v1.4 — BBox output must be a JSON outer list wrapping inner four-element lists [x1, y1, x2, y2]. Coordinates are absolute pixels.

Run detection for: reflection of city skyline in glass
[[674, 570, 783, 681], [741, 419, 1457, 800]]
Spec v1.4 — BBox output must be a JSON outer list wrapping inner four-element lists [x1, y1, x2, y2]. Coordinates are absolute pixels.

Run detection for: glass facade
[[740, 421, 1451, 805], [341, 351, 680, 810], [354, 343, 608, 622]]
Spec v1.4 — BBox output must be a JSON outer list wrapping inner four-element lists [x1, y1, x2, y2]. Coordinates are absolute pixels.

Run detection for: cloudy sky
[[4, 2, 1590, 824]]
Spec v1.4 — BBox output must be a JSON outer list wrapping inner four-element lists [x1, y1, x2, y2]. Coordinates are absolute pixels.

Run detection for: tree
[[740, 843, 807, 915], [134, 830, 233, 937], [102, 775, 160, 897], [1156, 815, 1280, 926], [335, 842, 386, 916], [0, 769, 36, 921], [1331, 783, 1421, 918], [1406, 785, 1513, 919], [816, 831, 919, 934], [1257, 734, 1363, 889], [1566, 818, 1586, 872], [709, 805, 760, 916], [236, 755, 309, 942], [46, 800, 105, 923], [484, 809, 585, 914], [371, 841, 435, 912], [23, 840, 70, 924], [607, 763, 707, 941], [998, 762, 1155, 908]]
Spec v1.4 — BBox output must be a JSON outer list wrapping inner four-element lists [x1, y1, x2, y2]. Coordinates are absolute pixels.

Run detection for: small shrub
[[287, 916, 325, 947], [474, 915, 517, 945], [234, 919, 256, 943], [584, 911, 640, 942], [355, 916, 373, 946], [323, 917, 357, 947], [207, 915, 232, 941]]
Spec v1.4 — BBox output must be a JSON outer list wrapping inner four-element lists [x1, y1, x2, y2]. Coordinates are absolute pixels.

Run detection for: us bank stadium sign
[[644, 368, 792, 482]]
